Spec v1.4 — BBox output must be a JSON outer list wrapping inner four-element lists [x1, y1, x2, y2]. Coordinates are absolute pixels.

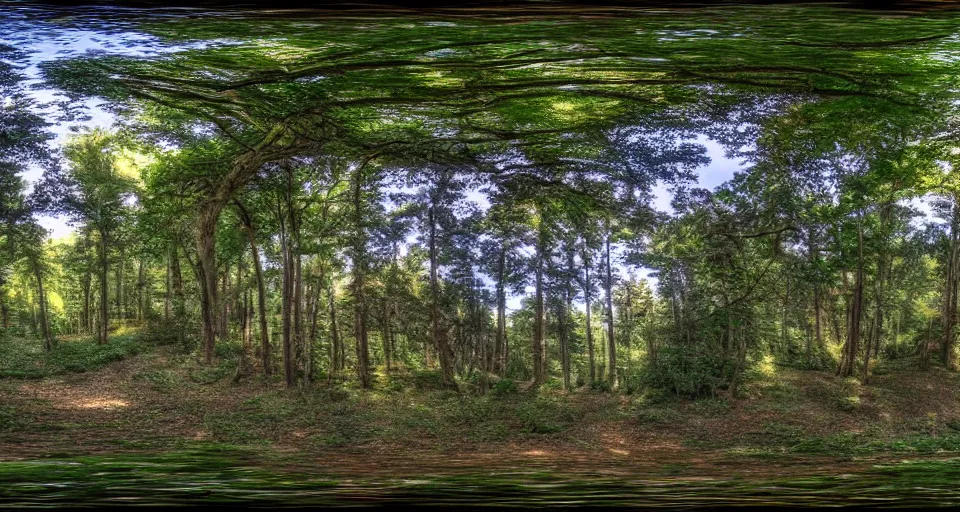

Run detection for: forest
[[2, 1, 960, 506]]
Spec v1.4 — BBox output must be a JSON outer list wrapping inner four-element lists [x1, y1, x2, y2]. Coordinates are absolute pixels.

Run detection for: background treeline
[[2, 7, 960, 397]]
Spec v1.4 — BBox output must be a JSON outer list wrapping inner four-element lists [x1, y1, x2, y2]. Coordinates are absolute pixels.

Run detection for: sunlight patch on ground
[[72, 398, 129, 409], [523, 450, 551, 457], [759, 354, 777, 378]]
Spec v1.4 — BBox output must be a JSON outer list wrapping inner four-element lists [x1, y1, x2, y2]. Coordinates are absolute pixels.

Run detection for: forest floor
[[4, 333, 960, 505]]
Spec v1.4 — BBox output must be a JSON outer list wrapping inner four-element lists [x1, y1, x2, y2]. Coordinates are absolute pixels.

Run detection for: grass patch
[[0, 333, 145, 379], [132, 369, 178, 392]]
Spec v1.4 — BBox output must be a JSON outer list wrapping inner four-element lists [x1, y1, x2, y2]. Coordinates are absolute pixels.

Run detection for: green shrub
[[0, 334, 145, 379], [516, 398, 574, 434], [788, 352, 835, 371], [214, 339, 243, 359], [645, 345, 727, 398], [837, 395, 861, 412], [881, 341, 917, 360], [590, 379, 612, 392], [491, 378, 518, 396], [0, 406, 16, 431], [189, 360, 234, 385], [140, 322, 181, 346], [132, 369, 177, 392], [411, 369, 446, 391]]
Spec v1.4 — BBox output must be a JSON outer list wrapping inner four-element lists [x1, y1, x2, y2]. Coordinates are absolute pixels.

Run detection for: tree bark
[[561, 247, 574, 390], [352, 167, 372, 389], [532, 234, 546, 387], [604, 223, 617, 389], [495, 245, 507, 375], [944, 199, 960, 370], [116, 247, 123, 325], [82, 270, 92, 334], [98, 228, 109, 345], [583, 244, 596, 385], [428, 205, 457, 390], [839, 216, 865, 378], [329, 283, 341, 379], [33, 260, 53, 351], [197, 207, 219, 363], [137, 258, 146, 323], [235, 201, 270, 376], [382, 297, 392, 373]]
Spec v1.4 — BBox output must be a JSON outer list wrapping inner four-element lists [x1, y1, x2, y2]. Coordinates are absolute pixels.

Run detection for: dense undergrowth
[[0, 329, 145, 379]]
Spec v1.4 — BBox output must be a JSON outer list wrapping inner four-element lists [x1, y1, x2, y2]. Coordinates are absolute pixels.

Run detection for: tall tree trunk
[[279, 199, 295, 387], [329, 283, 341, 379], [839, 215, 865, 378], [116, 248, 123, 325], [197, 207, 219, 363], [583, 244, 596, 385], [164, 251, 171, 322], [306, 270, 323, 384], [382, 297, 392, 373], [293, 251, 304, 386], [235, 201, 270, 376], [944, 199, 960, 370], [604, 223, 617, 390], [532, 235, 546, 387], [562, 247, 574, 390], [809, 229, 822, 356], [170, 243, 186, 348], [495, 245, 507, 375], [428, 205, 457, 390], [865, 204, 892, 380], [782, 275, 791, 356], [287, 167, 306, 386], [33, 260, 53, 352], [352, 168, 372, 389], [98, 228, 109, 345], [137, 258, 146, 323], [220, 262, 231, 340], [82, 272, 92, 334]]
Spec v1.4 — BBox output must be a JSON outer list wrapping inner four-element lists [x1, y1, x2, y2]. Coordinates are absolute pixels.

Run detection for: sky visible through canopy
[[1, 2, 952, 309], [0, 6, 743, 308]]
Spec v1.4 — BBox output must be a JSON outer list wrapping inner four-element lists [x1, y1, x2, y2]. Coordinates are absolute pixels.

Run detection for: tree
[[41, 129, 136, 344]]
